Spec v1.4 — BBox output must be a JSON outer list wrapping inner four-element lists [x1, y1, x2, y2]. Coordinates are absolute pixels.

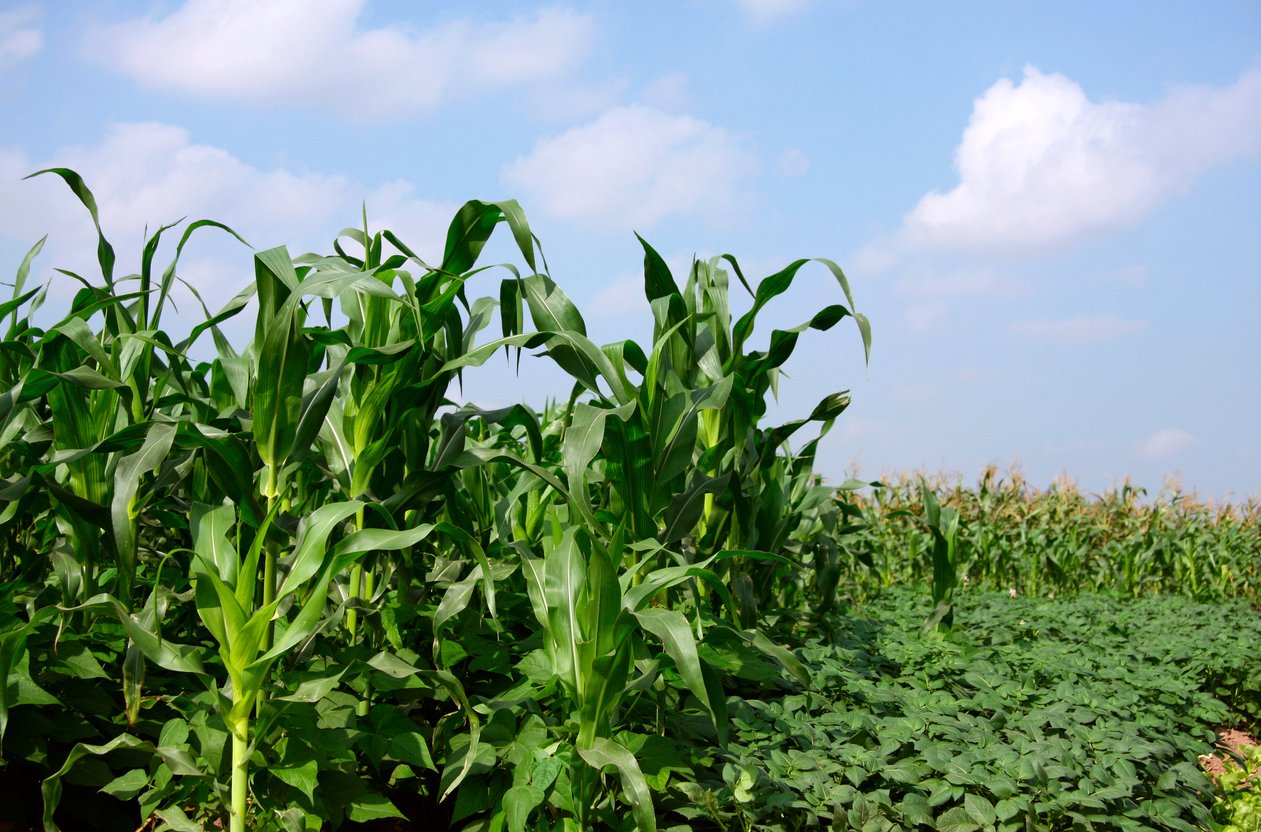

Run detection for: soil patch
[[1200, 727, 1259, 783]]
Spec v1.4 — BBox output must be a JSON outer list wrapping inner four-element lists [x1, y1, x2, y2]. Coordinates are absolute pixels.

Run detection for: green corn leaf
[[179, 427, 264, 529], [49, 318, 115, 379], [276, 501, 364, 599], [578, 639, 634, 748], [633, 607, 723, 735], [543, 530, 586, 697], [430, 523, 497, 620], [523, 274, 586, 336], [41, 733, 155, 832], [662, 473, 730, 544], [191, 502, 239, 585], [153, 218, 250, 332], [576, 737, 656, 832], [252, 246, 306, 498], [111, 422, 176, 600], [636, 234, 680, 304], [63, 594, 206, 676], [197, 569, 248, 655], [25, 168, 117, 289], [738, 628, 810, 687], [432, 565, 483, 647], [286, 357, 347, 468], [8, 234, 45, 330], [563, 403, 610, 500], [0, 606, 59, 754], [442, 199, 538, 275]]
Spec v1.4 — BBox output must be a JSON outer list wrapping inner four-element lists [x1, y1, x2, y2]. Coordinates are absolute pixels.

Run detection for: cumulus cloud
[[501, 105, 759, 230], [1008, 315, 1147, 344], [735, 0, 811, 24], [904, 67, 1261, 252], [0, 6, 41, 69], [0, 123, 456, 304], [1135, 428, 1197, 461], [86, 1, 595, 118]]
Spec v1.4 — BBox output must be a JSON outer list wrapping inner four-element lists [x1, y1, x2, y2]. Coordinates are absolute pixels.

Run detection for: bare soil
[[1200, 727, 1259, 783]]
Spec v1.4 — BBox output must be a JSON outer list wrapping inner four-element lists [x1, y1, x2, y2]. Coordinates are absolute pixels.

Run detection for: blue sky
[[1, 1, 1258, 499]]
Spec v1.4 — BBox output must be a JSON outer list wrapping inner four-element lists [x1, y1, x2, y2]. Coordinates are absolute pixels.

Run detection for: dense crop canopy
[[0, 172, 870, 831]]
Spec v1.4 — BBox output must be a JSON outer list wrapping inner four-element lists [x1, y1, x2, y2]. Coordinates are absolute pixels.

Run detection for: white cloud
[[1135, 428, 1197, 461], [640, 73, 691, 113], [895, 267, 1018, 298], [590, 276, 642, 311], [735, 0, 811, 24], [0, 123, 456, 307], [777, 148, 810, 177], [526, 76, 630, 123], [904, 67, 1261, 252], [0, 6, 41, 69], [501, 105, 759, 230], [1008, 314, 1147, 344], [86, 1, 595, 118]]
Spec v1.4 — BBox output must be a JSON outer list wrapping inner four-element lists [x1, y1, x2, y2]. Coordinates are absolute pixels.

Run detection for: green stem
[[257, 494, 279, 716], [357, 564, 375, 718], [346, 507, 367, 642], [230, 723, 248, 832], [346, 563, 361, 641]]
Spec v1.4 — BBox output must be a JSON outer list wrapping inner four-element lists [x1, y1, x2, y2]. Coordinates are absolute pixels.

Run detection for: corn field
[[2, 172, 1257, 832], [0, 170, 870, 831], [837, 468, 1261, 605]]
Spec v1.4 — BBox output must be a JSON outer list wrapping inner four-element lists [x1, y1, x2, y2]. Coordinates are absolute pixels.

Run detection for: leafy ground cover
[[663, 589, 1261, 831], [0, 173, 1257, 831], [1205, 733, 1260, 832]]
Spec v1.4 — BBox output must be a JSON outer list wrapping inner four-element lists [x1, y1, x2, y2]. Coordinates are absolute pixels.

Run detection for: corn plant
[[920, 481, 961, 632], [0, 169, 875, 831]]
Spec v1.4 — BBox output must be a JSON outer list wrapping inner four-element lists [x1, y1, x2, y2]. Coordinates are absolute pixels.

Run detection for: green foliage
[[670, 589, 1261, 832], [1210, 741, 1261, 832], [836, 468, 1261, 604], [2, 170, 1258, 832], [0, 171, 867, 830]]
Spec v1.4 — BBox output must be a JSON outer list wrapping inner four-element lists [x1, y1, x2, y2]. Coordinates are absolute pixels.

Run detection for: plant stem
[[257, 493, 279, 716], [347, 563, 361, 641], [230, 723, 248, 832], [357, 562, 375, 718], [347, 506, 367, 642]]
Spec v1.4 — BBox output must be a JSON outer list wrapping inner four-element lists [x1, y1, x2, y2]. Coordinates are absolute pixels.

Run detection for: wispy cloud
[[86, 1, 596, 119], [734, 0, 812, 24], [639, 73, 691, 113], [903, 67, 1261, 252], [0, 6, 42, 70], [902, 301, 950, 334], [1008, 314, 1147, 344], [502, 104, 759, 230], [777, 148, 811, 177], [894, 267, 1019, 298], [1106, 264, 1148, 289], [1135, 428, 1197, 461]]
